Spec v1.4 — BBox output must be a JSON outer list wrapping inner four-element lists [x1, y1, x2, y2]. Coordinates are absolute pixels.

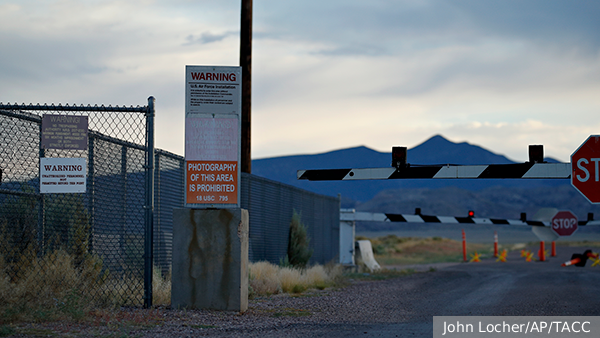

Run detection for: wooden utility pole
[[240, 0, 252, 173]]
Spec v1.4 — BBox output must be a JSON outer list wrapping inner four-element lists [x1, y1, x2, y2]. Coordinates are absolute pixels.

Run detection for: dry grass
[[278, 266, 304, 293], [360, 235, 492, 266], [249, 261, 281, 295], [153, 267, 171, 306], [0, 249, 106, 323], [0, 240, 172, 323], [249, 261, 342, 297]]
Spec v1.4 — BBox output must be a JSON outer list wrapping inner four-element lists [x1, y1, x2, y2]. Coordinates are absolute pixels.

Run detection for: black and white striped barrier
[[297, 144, 571, 181], [298, 162, 571, 181], [340, 210, 600, 227]]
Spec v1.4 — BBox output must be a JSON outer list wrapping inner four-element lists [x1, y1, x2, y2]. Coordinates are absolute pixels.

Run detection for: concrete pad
[[171, 208, 249, 312]]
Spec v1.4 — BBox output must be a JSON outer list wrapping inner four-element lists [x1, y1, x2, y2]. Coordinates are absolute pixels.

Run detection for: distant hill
[[252, 135, 566, 206]]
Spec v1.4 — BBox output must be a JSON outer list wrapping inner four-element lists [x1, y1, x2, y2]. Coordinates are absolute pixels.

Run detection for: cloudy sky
[[1, 0, 599, 163]]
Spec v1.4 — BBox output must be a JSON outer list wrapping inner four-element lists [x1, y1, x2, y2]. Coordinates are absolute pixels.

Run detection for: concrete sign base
[[171, 208, 249, 312]]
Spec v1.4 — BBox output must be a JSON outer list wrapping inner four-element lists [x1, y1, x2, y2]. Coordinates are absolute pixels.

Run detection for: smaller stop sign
[[551, 210, 578, 237]]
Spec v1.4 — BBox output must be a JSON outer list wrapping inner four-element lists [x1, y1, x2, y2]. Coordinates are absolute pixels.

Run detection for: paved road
[[282, 246, 600, 337], [399, 247, 595, 337]]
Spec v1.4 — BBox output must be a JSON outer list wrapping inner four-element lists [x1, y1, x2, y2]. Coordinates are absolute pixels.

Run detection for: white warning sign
[[40, 157, 86, 193]]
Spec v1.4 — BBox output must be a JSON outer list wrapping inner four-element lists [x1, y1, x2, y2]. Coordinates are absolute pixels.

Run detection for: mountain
[[252, 135, 566, 206]]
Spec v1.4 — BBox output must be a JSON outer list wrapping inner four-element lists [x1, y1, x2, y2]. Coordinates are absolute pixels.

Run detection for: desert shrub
[[249, 261, 281, 295], [286, 210, 313, 268], [304, 265, 328, 286], [0, 249, 106, 323], [373, 244, 386, 255], [278, 266, 305, 293], [0, 190, 113, 322], [248, 261, 340, 296]]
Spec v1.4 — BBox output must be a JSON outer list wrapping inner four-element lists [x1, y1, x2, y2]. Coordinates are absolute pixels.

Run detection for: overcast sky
[[2, 0, 599, 162]]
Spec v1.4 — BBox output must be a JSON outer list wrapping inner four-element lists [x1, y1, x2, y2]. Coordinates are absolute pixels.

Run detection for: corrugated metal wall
[[154, 152, 340, 269], [241, 173, 340, 264]]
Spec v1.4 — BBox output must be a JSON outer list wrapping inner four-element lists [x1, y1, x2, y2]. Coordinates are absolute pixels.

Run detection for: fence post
[[38, 122, 45, 254], [121, 145, 128, 273], [87, 134, 95, 253], [144, 96, 155, 308], [154, 152, 162, 272]]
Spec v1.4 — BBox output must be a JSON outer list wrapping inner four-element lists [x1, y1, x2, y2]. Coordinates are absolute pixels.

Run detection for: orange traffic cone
[[562, 257, 581, 267], [562, 250, 598, 267]]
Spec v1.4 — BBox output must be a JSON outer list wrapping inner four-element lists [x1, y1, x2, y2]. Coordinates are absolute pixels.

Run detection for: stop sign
[[571, 135, 600, 204], [551, 210, 578, 237]]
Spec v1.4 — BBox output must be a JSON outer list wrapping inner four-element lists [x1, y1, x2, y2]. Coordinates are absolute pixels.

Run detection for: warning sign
[[185, 65, 241, 208], [40, 157, 86, 193], [185, 66, 241, 115], [41, 115, 88, 150], [186, 161, 238, 204]]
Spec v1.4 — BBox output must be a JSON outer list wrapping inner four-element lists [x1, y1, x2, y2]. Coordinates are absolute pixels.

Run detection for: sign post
[[175, 66, 248, 313], [551, 210, 578, 237], [571, 135, 600, 204], [185, 65, 242, 208]]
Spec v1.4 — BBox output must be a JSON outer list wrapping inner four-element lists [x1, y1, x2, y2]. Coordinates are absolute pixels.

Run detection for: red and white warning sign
[[184, 65, 241, 208], [186, 161, 237, 204]]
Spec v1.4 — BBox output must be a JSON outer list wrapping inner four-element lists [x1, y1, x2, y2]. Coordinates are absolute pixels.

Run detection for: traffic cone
[[538, 242, 546, 262], [462, 229, 467, 262], [494, 231, 498, 257], [562, 251, 593, 267], [562, 257, 582, 267]]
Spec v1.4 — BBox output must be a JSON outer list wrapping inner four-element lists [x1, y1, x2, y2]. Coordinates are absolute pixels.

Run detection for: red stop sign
[[571, 135, 600, 204], [551, 210, 578, 237]]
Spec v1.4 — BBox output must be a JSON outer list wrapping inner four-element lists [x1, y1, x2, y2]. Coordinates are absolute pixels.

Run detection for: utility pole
[[240, 0, 252, 173]]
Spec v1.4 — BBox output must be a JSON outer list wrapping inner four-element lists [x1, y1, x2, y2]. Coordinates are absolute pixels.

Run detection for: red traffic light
[[468, 210, 475, 217]]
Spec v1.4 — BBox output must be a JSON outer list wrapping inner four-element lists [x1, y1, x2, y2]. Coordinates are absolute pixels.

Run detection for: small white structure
[[340, 209, 381, 271], [339, 209, 356, 265], [355, 240, 381, 272]]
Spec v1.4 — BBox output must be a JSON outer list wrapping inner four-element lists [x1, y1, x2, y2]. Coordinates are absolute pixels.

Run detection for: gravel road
[[11, 245, 600, 337]]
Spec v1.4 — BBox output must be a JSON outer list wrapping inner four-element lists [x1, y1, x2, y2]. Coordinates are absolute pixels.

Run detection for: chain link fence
[[1, 99, 340, 309], [0, 100, 155, 308]]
